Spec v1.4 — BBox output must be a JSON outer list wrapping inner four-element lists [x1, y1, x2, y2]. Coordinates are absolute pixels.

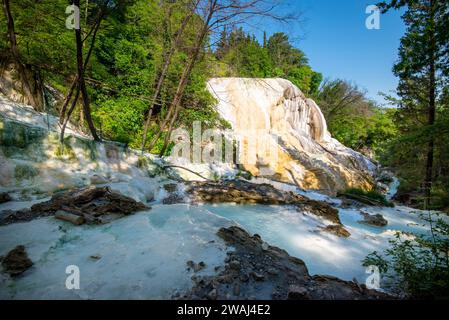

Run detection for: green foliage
[[338, 188, 394, 207], [93, 96, 147, 146], [363, 216, 449, 298], [214, 29, 322, 96], [375, 0, 449, 210], [315, 79, 397, 155], [2, 0, 221, 154], [14, 164, 38, 181]]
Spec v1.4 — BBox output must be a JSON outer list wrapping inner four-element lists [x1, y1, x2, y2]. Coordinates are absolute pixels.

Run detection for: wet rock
[[267, 268, 279, 276], [162, 183, 186, 204], [229, 260, 241, 271], [376, 182, 389, 194], [287, 285, 310, 300], [90, 174, 108, 185], [233, 283, 241, 296], [217, 274, 233, 284], [393, 191, 421, 208], [187, 260, 207, 273], [251, 272, 265, 281], [239, 273, 249, 282], [188, 180, 341, 224], [376, 171, 394, 185], [298, 201, 341, 224], [180, 226, 392, 300], [207, 289, 217, 300], [0, 208, 51, 226], [162, 193, 185, 205], [163, 183, 178, 193], [0, 192, 12, 204], [189, 180, 305, 204], [0, 186, 148, 226], [1, 245, 33, 276], [320, 225, 351, 238], [359, 212, 388, 227]]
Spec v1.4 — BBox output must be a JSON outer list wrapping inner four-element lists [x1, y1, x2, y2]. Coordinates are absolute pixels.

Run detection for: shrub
[[338, 188, 394, 207], [363, 214, 449, 299]]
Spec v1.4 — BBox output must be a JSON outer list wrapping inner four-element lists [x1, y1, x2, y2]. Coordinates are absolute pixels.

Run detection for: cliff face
[[207, 78, 376, 193]]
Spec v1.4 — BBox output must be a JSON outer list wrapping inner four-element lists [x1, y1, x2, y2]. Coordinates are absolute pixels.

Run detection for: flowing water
[[0, 96, 444, 299], [0, 178, 443, 299]]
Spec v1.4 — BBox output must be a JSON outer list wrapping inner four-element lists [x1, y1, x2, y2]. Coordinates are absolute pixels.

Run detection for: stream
[[0, 178, 442, 299]]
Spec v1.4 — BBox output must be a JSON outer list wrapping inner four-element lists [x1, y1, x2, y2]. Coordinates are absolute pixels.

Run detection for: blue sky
[[245, 0, 406, 105]]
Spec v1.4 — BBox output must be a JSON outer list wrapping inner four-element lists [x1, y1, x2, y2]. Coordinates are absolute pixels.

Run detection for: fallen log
[[55, 210, 85, 226], [162, 165, 211, 181], [339, 192, 387, 207]]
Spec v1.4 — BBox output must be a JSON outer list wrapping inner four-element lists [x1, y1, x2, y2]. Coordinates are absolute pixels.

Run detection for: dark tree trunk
[[74, 0, 100, 141], [424, 1, 436, 209], [2, 0, 41, 109], [148, 1, 216, 154], [60, 0, 108, 142], [60, 84, 81, 142], [59, 76, 78, 125], [141, 1, 199, 153]]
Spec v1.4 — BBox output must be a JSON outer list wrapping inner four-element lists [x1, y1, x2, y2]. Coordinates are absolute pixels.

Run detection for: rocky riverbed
[[0, 177, 422, 300], [179, 226, 391, 300], [0, 186, 148, 226], [0, 96, 442, 300]]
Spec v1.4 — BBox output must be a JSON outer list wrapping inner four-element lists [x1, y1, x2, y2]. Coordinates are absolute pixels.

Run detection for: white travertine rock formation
[[207, 78, 376, 193]]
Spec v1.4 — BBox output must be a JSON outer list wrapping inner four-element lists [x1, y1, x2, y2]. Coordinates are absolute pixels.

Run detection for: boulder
[[320, 225, 351, 238], [162, 193, 185, 205], [376, 171, 394, 185], [1, 245, 33, 276], [163, 183, 178, 193], [287, 285, 310, 300], [359, 212, 388, 227], [89, 174, 109, 185], [179, 226, 392, 300], [0, 192, 12, 204], [298, 201, 341, 225], [186, 260, 207, 273], [0, 186, 148, 226], [188, 180, 341, 224]]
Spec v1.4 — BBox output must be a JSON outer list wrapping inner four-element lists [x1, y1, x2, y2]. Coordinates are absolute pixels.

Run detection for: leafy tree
[[378, 0, 449, 208], [363, 215, 449, 298], [315, 79, 397, 154], [214, 29, 322, 95]]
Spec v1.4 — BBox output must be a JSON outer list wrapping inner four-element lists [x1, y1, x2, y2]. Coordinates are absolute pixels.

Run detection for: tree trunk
[[424, 1, 436, 209], [148, 1, 216, 154], [141, 1, 198, 153], [62, 0, 108, 142], [159, 99, 181, 156], [2, 0, 41, 109], [60, 14, 102, 142], [60, 0, 107, 126], [60, 84, 81, 143], [59, 76, 78, 124]]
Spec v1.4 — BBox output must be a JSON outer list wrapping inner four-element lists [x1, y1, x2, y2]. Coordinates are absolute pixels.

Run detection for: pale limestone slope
[[207, 78, 376, 193]]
